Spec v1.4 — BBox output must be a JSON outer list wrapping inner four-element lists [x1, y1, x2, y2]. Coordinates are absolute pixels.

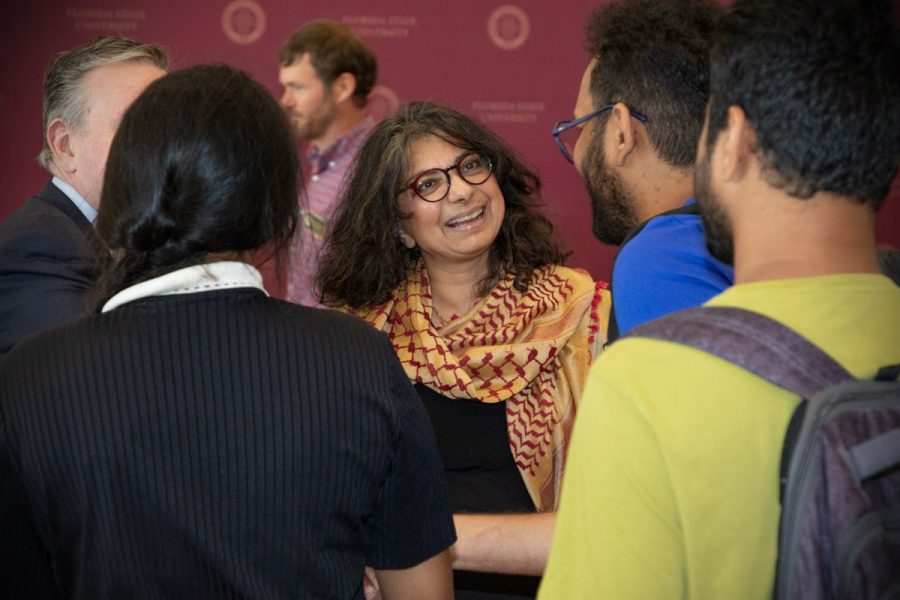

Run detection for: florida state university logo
[[367, 86, 400, 121], [222, 0, 266, 45], [487, 5, 530, 51]]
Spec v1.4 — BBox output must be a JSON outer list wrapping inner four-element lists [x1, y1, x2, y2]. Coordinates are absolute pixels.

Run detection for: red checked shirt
[[286, 116, 375, 306]]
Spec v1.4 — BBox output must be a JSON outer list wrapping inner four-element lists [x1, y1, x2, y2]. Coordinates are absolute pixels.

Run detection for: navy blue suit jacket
[[0, 181, 100, 360], [0, 181, 102, 598]]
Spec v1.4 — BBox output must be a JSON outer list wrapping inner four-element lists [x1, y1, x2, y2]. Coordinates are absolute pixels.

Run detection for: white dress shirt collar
[[52, 176, 98, 223]]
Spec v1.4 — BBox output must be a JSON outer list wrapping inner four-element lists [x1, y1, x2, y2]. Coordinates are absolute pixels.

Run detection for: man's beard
[[581, 130, 640, 246], [694, 148, 734, 265], [291, 95, 337, 142]]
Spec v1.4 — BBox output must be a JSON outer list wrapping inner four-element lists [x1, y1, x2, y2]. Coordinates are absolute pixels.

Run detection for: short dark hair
[[38, 36, 168, 170], [95, 64, 299, 305], [278, 20, 377, 108], [316, 101, 566, 308], [585, 0, 720, 167], [706, 0, 900, 209]]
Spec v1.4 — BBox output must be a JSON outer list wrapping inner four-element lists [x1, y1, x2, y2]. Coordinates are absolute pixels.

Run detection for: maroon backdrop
[[2, 0, 898, 289]]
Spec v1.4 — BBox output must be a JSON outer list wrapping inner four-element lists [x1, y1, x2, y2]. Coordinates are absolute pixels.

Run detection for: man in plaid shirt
[[278, 20, 377, 306]]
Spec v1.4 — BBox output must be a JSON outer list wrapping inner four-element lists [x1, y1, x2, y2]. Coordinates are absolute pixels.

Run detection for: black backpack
[[627, 306, 900, 600]]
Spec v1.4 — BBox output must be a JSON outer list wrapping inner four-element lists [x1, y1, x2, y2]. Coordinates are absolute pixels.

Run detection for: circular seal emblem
[[222, 0, 266, 45], [367, 85, 401, 121], [487, 5, 530, 51]]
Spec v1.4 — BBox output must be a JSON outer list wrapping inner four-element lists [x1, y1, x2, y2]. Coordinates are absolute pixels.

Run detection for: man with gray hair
[[0, 36, 167, 597], [0, 36, 167, 360]]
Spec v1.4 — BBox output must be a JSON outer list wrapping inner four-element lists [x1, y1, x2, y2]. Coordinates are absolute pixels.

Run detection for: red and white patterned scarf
[[347, 262, 609, 510]]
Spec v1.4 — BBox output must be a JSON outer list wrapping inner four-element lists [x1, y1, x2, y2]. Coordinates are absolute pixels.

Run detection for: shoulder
[[705, 276, 900, 378], [618, 210, 704, 264], [589, 334, 786, 433], [0, 311, 99, 379], [538, 265, 610, 318], [260, 301, 417, 412], [535, 264, 601, 298], [0, 196, 62, 234], [0, 196, 90, 260], [546, 264, 594, 285], [614, 211, 733, 295], [268, 299, 396, 355], [529, 265, 611, 352], [309, 303, 389, 338]]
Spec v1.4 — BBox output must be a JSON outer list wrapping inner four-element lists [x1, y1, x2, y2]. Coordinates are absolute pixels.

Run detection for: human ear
[[47, 118, 76, 173], [398, 227, 416, 249], [331, 72, 357, 105], [610, 102, 637, 167], [719, 105, 757, 183]]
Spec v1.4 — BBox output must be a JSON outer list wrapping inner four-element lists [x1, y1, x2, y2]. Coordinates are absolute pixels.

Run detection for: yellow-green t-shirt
[[539, 274, 900, 600]]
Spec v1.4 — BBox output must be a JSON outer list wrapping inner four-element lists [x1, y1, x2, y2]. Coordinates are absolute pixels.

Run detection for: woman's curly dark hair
[[316, 101, 566, 308]]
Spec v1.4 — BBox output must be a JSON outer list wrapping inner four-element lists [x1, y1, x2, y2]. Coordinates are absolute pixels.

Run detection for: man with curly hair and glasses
[[541, 0, 900, 597], [553, 0, 732, 342]]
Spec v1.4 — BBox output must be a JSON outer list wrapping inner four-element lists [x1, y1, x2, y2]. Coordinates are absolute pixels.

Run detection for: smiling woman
[[316, 101, 611, 599], [394, 137, 506, 294]]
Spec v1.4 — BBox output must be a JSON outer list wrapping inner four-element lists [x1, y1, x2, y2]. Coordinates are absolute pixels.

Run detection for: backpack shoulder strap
[[624, 305, 854, 397]]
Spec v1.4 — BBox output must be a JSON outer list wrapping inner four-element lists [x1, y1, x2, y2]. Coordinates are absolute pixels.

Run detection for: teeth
[[447, 208, 484, 227]]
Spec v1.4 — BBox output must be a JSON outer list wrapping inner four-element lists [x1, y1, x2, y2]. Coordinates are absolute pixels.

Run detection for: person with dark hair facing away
[[0, 65, 455, 599], [278, 19, 378, 306], [316, 101, 610, 598], [553, 0, 732, 341], [540, 0, 900, 597]]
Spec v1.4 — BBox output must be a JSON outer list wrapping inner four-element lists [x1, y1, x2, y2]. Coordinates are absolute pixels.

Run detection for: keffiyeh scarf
[[347, 262, 609, 511]]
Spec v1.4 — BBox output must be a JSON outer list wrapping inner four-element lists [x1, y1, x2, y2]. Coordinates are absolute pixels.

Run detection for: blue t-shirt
[[612, 198, 734, 335]]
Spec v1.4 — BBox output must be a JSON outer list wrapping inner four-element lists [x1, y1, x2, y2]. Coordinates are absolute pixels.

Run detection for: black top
[[416, 384, 534, 514], [415, 384, 539, 600], [0, 290, 455, 599]]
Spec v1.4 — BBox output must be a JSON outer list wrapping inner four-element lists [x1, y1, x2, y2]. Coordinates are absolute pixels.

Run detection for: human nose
[[280, 89, 293, 107], [445, 169, 474, 203]]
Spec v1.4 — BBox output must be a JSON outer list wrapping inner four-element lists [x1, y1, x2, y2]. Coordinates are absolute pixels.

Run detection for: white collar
[[102, 261, 268, 313]]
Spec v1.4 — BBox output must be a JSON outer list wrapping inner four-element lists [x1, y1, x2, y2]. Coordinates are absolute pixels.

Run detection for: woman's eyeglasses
[[398, 152, 494, 202]]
